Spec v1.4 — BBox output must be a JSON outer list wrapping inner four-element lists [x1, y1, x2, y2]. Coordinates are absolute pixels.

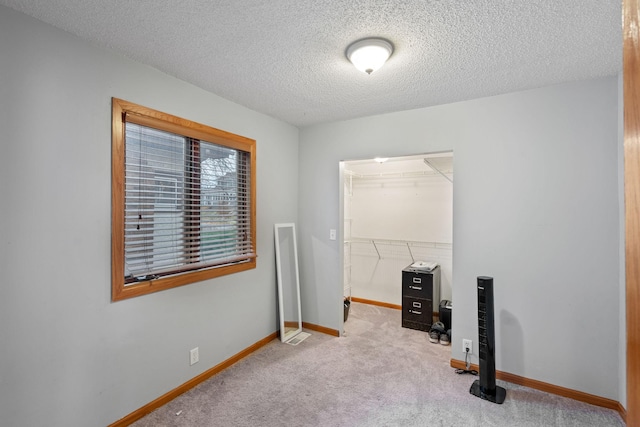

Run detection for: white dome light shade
[[346, 38, 393, 75]]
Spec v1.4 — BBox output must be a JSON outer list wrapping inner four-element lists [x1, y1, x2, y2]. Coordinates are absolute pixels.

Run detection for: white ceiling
[[0, 1, 622, 127]]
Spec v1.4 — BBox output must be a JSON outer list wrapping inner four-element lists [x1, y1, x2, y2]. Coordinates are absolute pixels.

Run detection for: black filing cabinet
[[402, 265, 441, 332]]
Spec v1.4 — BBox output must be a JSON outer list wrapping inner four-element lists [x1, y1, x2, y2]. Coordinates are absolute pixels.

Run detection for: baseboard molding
[[617, 402, 628, 424], [350, 297, 401, 310], [450, 358, 626, 421], [109, 332, 278, 427], [302, 321, 340, 337]]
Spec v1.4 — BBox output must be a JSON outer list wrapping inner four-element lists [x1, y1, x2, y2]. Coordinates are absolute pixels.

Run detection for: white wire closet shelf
[[346, 237, 452, 262]]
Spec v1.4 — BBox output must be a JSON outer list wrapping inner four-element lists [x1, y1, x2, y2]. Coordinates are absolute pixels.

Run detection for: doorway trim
[[624, 0, 639, 424]]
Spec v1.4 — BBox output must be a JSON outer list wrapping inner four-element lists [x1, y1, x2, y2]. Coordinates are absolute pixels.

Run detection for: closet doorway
[[341, 152, 453, 315]]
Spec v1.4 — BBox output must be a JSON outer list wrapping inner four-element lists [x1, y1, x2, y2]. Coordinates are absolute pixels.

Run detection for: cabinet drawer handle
[[409, 286, 422, 291], [412, 277, 422, 284], [412, 301, 422, 308], [409, 310, 422, 315]]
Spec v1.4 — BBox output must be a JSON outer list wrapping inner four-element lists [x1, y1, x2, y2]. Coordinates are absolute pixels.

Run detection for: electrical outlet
[[190, 347, 199, 366], [329, 229, 337, 240], [462, 339, 472, 354]]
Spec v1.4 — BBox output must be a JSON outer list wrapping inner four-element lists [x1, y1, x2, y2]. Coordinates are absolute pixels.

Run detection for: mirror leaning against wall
[[274, 223, 304, 344]]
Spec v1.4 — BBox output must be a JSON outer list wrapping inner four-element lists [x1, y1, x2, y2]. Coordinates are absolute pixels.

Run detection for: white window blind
[[123, 122, 254, 283]]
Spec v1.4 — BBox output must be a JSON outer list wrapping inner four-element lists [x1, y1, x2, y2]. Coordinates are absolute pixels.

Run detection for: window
[[111, 98, 256, 301]]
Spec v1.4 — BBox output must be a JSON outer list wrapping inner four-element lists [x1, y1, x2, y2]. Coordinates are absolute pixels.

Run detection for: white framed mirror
[[274, 223, 303, 343]]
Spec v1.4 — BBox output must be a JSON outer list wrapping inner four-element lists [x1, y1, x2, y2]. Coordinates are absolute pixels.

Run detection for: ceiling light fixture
[[346, 38, 393, 75]]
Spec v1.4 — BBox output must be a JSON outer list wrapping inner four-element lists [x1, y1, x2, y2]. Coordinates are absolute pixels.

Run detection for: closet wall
[[300, 77, 620, 401], [344, 154, 453, 307]]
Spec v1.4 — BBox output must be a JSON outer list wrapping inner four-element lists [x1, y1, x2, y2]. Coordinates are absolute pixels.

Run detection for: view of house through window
[[112, 98, 256, 301]]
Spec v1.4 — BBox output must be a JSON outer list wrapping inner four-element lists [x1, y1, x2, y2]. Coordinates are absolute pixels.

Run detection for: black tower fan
[[470, 276, 506, 404]]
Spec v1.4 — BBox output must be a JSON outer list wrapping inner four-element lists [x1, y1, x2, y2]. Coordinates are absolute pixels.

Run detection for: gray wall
[[0, 4, 626, 425], [617, 73, 627, 408], [0, 6, 298, 426], [298, 77, 621, 400]]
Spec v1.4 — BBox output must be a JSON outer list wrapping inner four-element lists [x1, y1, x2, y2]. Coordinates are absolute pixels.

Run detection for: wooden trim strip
[[618, 402, 628, 424], [108, 332, 278, 427], [450, 358, 625, 420], [119, 100, 255, 151], [624, 0, 640, 425], [351, 297, 401, 310], [302, 322, 340, 337]]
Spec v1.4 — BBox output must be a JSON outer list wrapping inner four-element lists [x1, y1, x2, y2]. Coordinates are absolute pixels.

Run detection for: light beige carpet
[[132, 302, 624, 426]]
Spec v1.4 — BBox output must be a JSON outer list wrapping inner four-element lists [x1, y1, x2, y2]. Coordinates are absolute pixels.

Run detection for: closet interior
[[343, 152, 453, 314]]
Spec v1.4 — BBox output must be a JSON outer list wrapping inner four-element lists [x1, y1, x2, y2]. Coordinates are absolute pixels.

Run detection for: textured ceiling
[[0, 0, 622, 127]]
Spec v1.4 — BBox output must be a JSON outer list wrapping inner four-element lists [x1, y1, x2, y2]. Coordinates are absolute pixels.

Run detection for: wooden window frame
[[111, 98, 257, 301]]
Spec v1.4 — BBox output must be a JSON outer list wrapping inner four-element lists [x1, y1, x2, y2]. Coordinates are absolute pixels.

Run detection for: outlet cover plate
[[190, 347, 199, 365]]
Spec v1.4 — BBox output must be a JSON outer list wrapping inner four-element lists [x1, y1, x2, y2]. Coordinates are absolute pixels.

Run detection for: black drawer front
[[402, 297, 433, 324], [402, 272, 432, 299], [402, 319, 431, 332]]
